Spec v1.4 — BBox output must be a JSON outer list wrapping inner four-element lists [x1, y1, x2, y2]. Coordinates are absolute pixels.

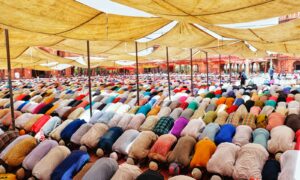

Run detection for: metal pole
[[229, 55, 232, 84], [190, 48, 194, 96], [135, 41, 140, 106], [4, 29, 15, 129], [205, 52, 209, 88], [87, 40, 92, 117], [219, 54, 222, 86], [166, 47, 171, 100]]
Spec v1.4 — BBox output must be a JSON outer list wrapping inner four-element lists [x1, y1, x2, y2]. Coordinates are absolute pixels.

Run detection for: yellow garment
[[129, 106, 140, 114], [216, 97, 226, 106], [0, 174, 16, 180], [190, 138, 216, 168], [45, 103, 59, 115], [147, 106, 160, 116], [251, 93, 259, 101], [0, 109, 10, 119], [3, 137, 37, 167], [225, 98, 235, 108], [43, 94, 55, 104]]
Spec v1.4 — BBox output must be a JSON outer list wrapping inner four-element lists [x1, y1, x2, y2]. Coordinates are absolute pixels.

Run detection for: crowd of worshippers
[[0, 76, 299, 180]]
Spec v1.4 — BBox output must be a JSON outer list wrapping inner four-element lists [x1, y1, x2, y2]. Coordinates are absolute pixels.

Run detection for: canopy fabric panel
[[59, 14, 170, 41], [0, 0, 171, 41], [52, 40, 151, 56], [113, 0, 300, 24], [147, 22, 216, 48], [240, 50, 267, 59], [145, 46, 202, 61], [0, 47, 28, 60], [0, 28, 63, 59], [0, 0, 98, 34], [19, 48, 86, 67], [50, 39, 238, 61], [101, 54, 145, 62], [88, 60, 127, 68], [52, 40, 122, 56], [0, 63, 51, 71], [249, 40, 300, 55], [0, 48, 87, 68], [198, 39, 240, 49], [204, 42, 267, 59], [205, 18, 300, 43], [2, 47, 132, 69], [101, 42, 153, 56], [14, 64, 51, 71], [145, 47, 186, 60], [107, 46, 222, 61]]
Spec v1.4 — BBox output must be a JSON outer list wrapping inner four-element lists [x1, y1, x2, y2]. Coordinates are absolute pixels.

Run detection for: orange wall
[[4, 68, 32, 79]]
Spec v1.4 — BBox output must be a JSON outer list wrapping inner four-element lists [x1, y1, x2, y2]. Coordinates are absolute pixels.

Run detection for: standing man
[[268, 67, 274, 80], [239, 71, 247, 86]]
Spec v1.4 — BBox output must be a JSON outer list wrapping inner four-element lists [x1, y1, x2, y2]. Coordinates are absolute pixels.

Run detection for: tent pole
[[4, 29, 15, 129], [229, 55, 232, 84], [21, 64, 24, 79], [87, 40, 92, 118], [205, 52, 209, 89], [190, 48, 194, 96], [153, 67, 156, 82], [219, 54, 222, 86], [166, 46, 171, 100], [135, 41, 140, 106]]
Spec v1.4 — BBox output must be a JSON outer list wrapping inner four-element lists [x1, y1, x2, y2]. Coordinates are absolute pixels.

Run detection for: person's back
[[241, 72, 247, 80]]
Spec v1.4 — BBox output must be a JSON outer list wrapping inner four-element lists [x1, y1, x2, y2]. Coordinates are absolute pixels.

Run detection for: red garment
[[180, 102, 189, 110], [75, 94, 86, 101], [76, 100, 89, 108], [150, 89, 156, 93], [32, 103, 47, 114], [178, 96, 188, 103], [31, 115, 51, 133], [16, 94, 26, 101], [226, 105, 239, 114], [174, 87, 188, 93], [180, 87, 189, 92], [295, 129, 300, 150], [148, 134, 177, 162], [214, 89, 222, 95], [112, 97, 121, 103], [286, 97, 294, 103], [139, 98, 148, 106], [173, 89, 180, 93]]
